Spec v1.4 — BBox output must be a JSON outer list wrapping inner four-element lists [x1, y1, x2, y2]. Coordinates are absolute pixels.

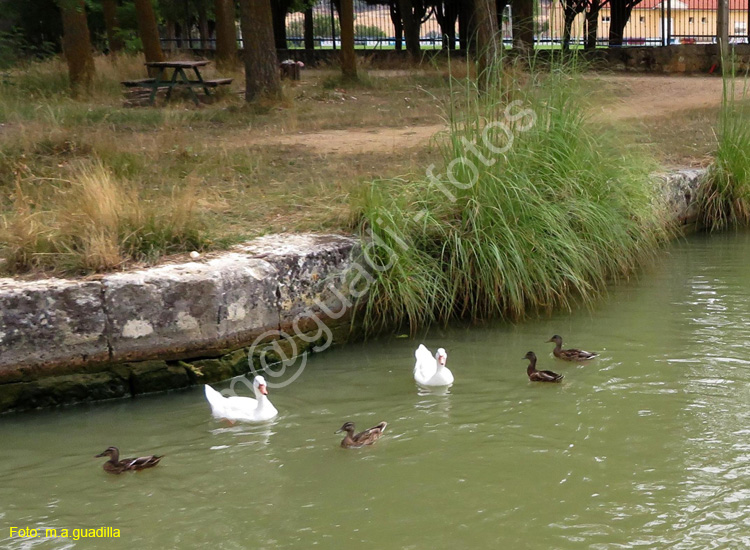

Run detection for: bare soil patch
[[247, 73, 728, 160]]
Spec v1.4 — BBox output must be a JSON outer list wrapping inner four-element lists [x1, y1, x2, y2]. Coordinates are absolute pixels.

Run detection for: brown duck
[[547, 335, 597, 361], [95, 446, 163, 474], [335, 421, 388, 449], [524, 351, 563, 383]]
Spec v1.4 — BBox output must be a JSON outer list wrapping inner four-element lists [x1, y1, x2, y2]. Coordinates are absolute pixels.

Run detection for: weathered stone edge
[[0, 170, 706, 413], [0, 233, 362, 412]]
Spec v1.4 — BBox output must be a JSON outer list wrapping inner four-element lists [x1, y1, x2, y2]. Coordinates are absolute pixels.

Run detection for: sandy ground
[[255, 124, 446, 154], [592, 74, 726, 121], [249, 74, 727, 155]]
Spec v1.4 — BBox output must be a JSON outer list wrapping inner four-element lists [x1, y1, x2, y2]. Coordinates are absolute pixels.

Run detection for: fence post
[[667, 0, 672, 45], [660, 0, 665, 46]]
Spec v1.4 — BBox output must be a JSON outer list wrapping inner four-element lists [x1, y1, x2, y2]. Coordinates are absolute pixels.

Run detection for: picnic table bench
[[121, 60, 232, 106]]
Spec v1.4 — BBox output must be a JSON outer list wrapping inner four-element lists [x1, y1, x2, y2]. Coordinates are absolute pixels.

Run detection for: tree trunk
[[608, 0, 627, 46], [101, 0, 124, 53], [389, 2, 403, 51], [176, 22, 183, 48], [271, 0, 289, 50], [435, 0, 459, 50], [398, 0, 421, 59], [584, 5, 600, 49], [238, 0, 282, 102], [561, 0, 581, 51], [134, 0, 165, 63], [339, 0, 356, 79], [608, 0, 640, 46], [475, 0, 499, 85], [717, 0, 729, 59], [304, 7, 314, 50], [59, 0, 95, 94], [198, 3, 209, 49], [563, 18, 574, 49], [510, 0, 534, 50], [458, 0, 476, 51], [215, 0, 238, 66], [165, 20, 176, 51]]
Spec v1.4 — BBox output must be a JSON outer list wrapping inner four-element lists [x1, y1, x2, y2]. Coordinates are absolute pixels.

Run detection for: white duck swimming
[[413, 344, 454, 386], [204, 375, 278, 422]]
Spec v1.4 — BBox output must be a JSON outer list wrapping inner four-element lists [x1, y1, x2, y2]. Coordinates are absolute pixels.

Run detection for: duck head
[[336, 421, 355, 435], [547, 335, 563, 345], [435, 348, 448, 367], [523, 351, 537, 362], [253, 376, 269, 396], [95, 446, 119, 459]]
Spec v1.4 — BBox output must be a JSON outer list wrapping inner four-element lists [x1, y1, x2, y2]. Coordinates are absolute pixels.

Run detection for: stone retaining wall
[[0, 234, 361, 413], [0, 169, 706, 413]]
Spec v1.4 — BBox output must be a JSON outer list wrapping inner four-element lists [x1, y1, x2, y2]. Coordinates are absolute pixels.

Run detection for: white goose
[[204, 376, 278, 422], [413, 344, 454, 386]]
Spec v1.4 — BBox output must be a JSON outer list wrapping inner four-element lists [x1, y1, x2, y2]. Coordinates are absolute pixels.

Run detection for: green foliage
[[696, 64, 750, 231], [0, 29, 53, 69], [355, 24, 386, 38], [286, 13, 385, 40], [287, 14, 341, 37], [10, 0, 64, 54], [353, 56, 672, 334]]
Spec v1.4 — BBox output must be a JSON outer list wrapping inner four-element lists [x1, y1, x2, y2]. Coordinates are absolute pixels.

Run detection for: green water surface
[[2, 231, 750, 549]]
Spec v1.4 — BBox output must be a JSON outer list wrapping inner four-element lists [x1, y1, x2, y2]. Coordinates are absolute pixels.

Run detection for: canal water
[[2, 230, 750, 549]]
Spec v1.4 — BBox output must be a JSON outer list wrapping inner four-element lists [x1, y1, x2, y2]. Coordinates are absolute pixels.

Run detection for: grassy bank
[[696, 64, 750, 231], [354, 58, 675, 333], [0, 53, 742, 279], [0, 54, 445, 275]]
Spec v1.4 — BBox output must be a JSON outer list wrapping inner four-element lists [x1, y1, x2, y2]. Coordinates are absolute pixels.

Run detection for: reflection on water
[[3, 231, 750, 548]]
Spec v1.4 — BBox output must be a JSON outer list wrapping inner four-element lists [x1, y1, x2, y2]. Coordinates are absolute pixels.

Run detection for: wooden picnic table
[[122, 60, 232, 106]]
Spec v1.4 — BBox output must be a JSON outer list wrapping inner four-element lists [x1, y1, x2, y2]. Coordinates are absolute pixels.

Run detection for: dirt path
[[249, 74, 727, 155], [248, 124, 446, 155], [591, 74, 726, 121]]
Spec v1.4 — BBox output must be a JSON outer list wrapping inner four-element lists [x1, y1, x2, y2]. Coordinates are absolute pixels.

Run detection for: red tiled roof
[[636, 0, 748, 9]]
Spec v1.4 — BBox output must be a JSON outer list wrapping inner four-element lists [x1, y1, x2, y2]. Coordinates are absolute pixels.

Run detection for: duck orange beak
[[258, 384, 268, 395]]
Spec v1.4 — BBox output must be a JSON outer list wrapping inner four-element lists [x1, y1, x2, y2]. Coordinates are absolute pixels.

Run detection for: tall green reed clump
[[353, 56, 673, 334], [696, 60, 750, 231]]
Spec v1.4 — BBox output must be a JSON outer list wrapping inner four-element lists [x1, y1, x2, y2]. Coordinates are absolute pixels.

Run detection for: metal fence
[[535, 0, 750, 46], [284, 0, 750, 48], [160, 0, 750, 50], [284, 1, 448, 49]]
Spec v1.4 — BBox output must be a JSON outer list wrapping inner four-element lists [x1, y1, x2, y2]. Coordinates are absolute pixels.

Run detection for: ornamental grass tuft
[[353, 55, 674, 334]]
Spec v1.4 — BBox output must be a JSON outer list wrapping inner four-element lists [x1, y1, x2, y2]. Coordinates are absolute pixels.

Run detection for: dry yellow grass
[[0, 54, 732, 277], [2, 160, 210, 274], [0, 54, 450, 276]]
